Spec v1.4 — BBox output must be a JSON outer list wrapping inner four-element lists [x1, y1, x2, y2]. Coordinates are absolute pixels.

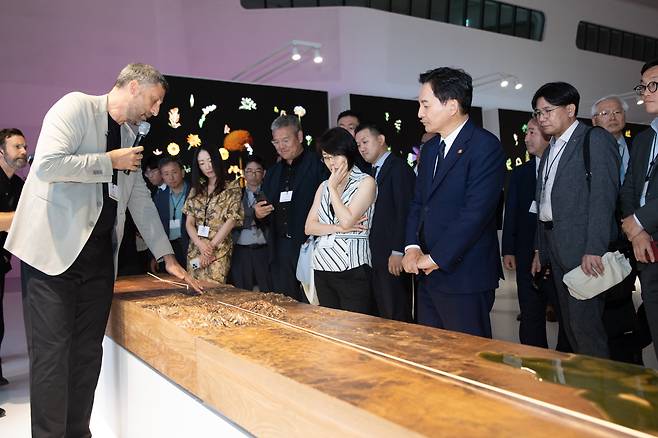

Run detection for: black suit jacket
[[502, 159, 537, 263], [620, 126, 658, 241], [261, 148, 329, 260], [369, 153, 416, 269], [153, 183, 191, 252]]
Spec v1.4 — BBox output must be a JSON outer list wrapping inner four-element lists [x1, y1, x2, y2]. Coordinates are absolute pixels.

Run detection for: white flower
[[239, 97, 257, 111], [293, 106, 306, 118]]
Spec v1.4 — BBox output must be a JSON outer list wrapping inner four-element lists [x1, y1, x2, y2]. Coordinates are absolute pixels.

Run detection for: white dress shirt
[[538, 120, 579, 222]]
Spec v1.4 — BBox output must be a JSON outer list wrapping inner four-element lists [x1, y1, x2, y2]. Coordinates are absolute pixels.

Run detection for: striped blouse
[[312, 167, 375, 272]]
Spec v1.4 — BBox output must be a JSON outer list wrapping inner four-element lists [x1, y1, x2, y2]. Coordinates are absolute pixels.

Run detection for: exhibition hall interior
[[1, 0, 658, 437]]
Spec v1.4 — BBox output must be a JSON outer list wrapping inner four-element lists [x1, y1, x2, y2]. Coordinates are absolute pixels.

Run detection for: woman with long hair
[[183, 146, 243, 283], [304, 127, 377, 314]]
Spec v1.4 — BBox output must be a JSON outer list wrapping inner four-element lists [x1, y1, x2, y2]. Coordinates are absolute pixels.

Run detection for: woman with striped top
[[304, 127, 377, 315]]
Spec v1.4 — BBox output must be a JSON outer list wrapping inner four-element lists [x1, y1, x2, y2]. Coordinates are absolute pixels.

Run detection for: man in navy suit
[[402, 67, 505, 338], [152, 157, 190, 269], [502, 118, 553, 347], [356, 123, 416, 321]]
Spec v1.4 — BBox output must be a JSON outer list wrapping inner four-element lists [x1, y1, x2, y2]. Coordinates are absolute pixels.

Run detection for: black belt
[[540, 220, 553, 230], [237, 243, 267, 249]]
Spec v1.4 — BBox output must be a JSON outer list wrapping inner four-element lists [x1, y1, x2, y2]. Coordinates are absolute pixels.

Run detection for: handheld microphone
[[27, 155, 34, 165], [124, 121, 151, 175]]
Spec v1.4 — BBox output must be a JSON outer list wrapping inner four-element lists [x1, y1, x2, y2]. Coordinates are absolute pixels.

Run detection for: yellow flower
[[187, 134, 201, 150], [167, 142, 180, 156], [219, 148, 229, 160]]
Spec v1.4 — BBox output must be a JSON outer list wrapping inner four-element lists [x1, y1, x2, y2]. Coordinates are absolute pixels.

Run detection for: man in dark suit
[[502, 118, 551, 347], [255, 115, 329, 301], [620, 58, 658, 362], [153, 157, 190, 268], [355, 123, 416, 321], [530, 82, 619, 359], [402, 67, 505, 338]]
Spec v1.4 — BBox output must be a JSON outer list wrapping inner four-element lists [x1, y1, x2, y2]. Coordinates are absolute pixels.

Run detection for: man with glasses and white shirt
[[592, 95, 631, 183], [620, 58, 658, 362], [530, 82, 619, 359]]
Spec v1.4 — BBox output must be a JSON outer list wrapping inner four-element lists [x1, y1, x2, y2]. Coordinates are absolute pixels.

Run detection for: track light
[[514, 82, 523, 90], [291, 46, 301, 61], [637, 99, 645, 105], [500, 79, 509, 88], [313, 49, 323, 64]]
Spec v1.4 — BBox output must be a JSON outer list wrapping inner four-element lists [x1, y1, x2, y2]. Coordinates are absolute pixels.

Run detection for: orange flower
[[223, 130, 253, 152], [186, 134, 201, 150]]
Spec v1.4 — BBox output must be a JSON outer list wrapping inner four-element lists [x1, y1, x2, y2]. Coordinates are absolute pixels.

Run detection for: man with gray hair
[[255, 115, 328, 300], [592, 95, 630, 183], [5, 63, 201, 437]]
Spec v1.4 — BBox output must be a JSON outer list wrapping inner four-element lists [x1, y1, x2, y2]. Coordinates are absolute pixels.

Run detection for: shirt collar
[[373, 151, 390, 169], [617, 135, 628, 149], [552, 120, 579, 147], [651, 117, 658, 135], [442, 118, 469, 149]]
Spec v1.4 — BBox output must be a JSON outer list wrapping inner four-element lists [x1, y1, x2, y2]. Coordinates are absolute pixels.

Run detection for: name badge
[[317, 234, 336, 249], [528, 200, 538, 214], [108, 183, 119, 201], [170, 219, 181, 229], [197, 225, 210, 237], [279, 190, 293, 203]]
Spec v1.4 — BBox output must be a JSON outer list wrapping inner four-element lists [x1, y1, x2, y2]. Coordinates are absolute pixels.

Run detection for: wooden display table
[[107, 275, 658, 437]]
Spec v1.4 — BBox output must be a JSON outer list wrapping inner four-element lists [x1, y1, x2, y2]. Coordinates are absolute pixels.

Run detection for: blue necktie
[[433, 140, 446, 179]]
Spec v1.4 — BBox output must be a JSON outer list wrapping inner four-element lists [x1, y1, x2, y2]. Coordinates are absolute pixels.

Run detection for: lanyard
[[644, 132, 658, 182], [170, 188, 186, 220], [202, 190, 219, 227], [541, 140, 567, 199]]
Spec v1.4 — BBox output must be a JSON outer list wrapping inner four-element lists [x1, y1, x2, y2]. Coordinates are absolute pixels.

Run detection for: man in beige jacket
[[5, 63, 201, 437]]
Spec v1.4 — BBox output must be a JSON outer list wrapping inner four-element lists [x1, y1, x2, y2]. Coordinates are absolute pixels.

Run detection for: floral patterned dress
[[182, 178, 244, 283]]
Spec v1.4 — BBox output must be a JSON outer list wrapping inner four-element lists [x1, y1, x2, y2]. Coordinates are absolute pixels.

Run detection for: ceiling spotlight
[[313, 49, 323, 64], [514, 82, 523, 90], [291, 46, 301, 61], [637, 99, 645, 105], [500, 79, 509, 88]]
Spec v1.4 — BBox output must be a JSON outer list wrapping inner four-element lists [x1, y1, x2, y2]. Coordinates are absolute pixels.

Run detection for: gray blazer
[[5, 92, 172, 276], [620, 126, 658, 240], [535, 122, 620, 271]]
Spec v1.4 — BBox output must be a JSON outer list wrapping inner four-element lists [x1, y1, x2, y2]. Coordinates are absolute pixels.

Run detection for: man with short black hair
[[230, 155, 272, 291], [620, 58, 658, 362], [530, 82, 619, 359], [403, 67, 505, 338], [356, 123, 415, 321], [337, 110, 361, 138], [0, 128, 27, 401]]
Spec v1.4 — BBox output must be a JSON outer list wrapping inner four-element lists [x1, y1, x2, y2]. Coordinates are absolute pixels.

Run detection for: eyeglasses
[[634, 81, 658, 96], [532, 106, 561, 119], [244, 169, 263, 175], [595, 110, 623, 118]]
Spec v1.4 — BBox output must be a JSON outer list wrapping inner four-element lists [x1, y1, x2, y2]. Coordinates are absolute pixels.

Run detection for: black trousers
[[0, 274, 5, 378], [230, 244, 272, 291], [270, 237, 305, 302], [22, 235, 115, 438], [314, 265, 374, 316], [639, 262, 658, 363], [371, 266, 412, 322]]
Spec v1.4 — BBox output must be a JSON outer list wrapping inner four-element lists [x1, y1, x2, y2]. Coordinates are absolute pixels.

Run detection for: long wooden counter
[[107, 275, 658, 437]]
